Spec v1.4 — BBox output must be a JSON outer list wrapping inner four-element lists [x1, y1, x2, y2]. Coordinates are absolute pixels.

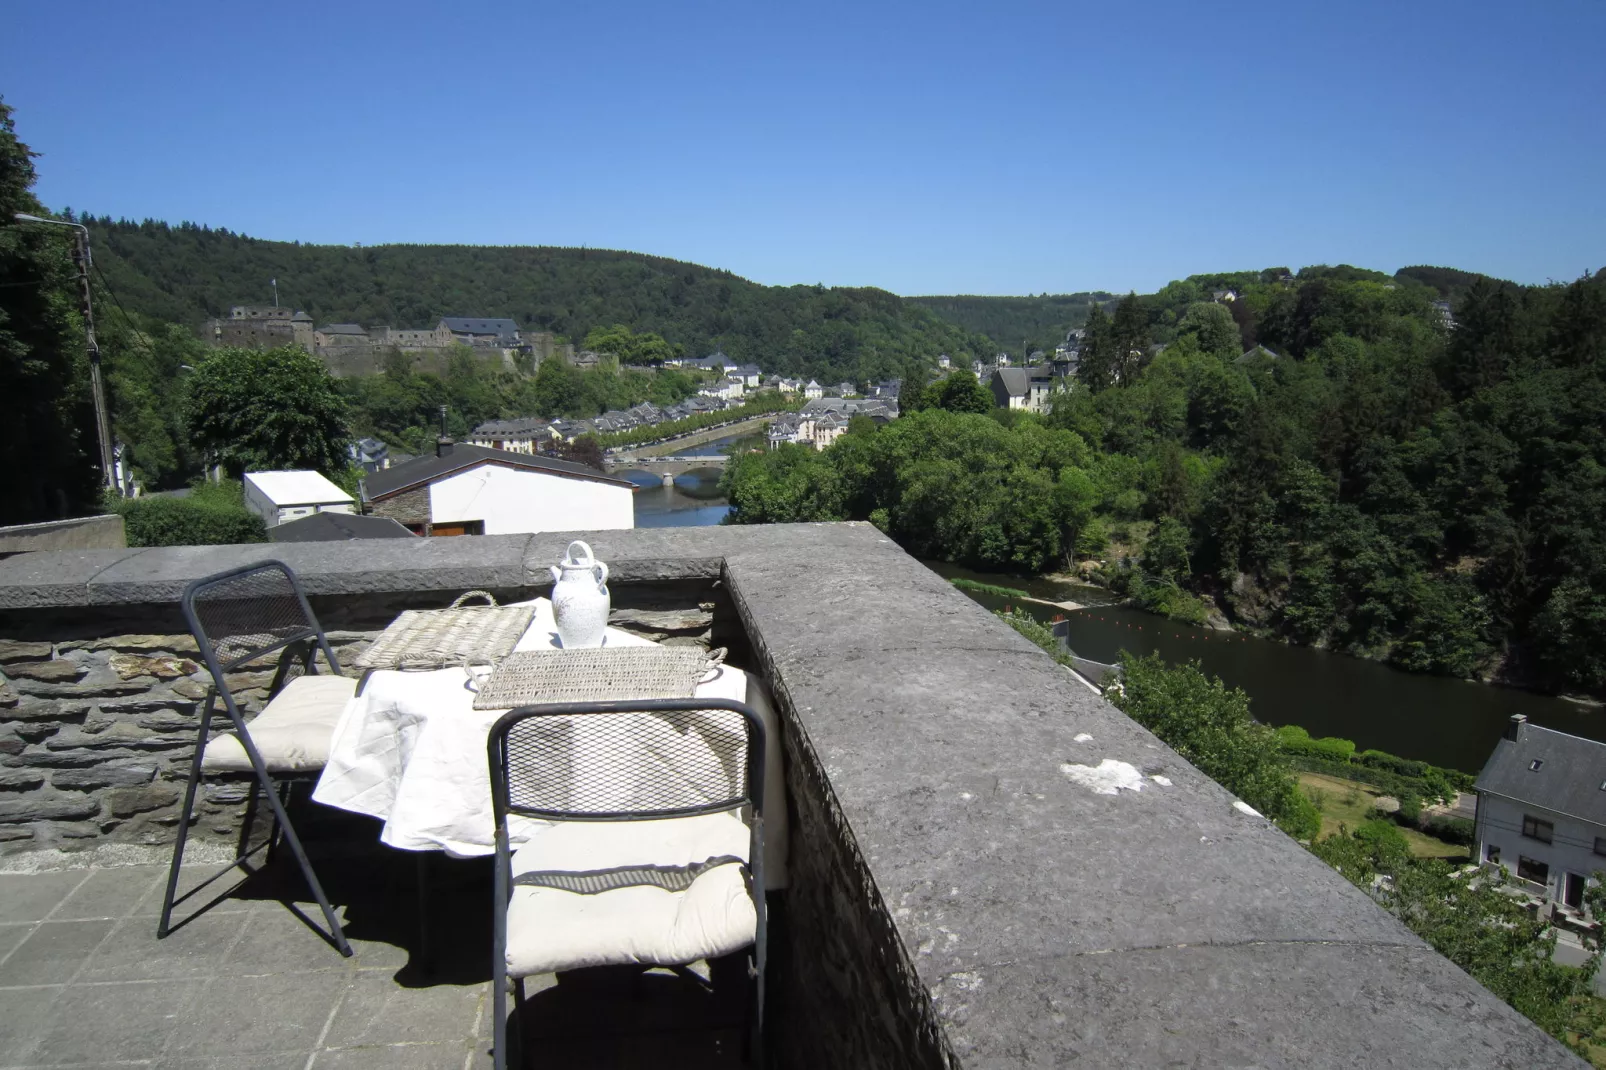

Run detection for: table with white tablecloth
[[311, 598, 787, 887]]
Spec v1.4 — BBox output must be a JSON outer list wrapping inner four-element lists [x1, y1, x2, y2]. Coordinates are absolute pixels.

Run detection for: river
[[925, 561, 1603, 773]]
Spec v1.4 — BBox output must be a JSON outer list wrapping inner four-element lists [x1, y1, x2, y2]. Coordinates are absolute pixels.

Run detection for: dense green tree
[[582, 324, 679, 365], [185, 346, 350, 475], [932, 369, 994, 414], [0, 99, 99, 522], [1177, 301, 1239, 357], [1076, 303, 1117, 392]]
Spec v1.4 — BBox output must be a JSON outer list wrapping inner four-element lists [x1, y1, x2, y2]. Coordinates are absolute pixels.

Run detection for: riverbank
[[1297, 771, 1468, 860]]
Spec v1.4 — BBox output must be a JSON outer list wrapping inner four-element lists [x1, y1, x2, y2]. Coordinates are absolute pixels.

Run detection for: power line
[[90, 263, 157, 355]]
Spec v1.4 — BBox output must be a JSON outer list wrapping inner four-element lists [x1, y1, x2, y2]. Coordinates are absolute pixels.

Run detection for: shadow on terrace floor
[[0, 800, 751, 1069]]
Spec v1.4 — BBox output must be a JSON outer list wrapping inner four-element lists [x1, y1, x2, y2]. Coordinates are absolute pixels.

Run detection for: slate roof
[[470, 417, 551, 438], [440, 317, 520, 341], [1235, 345, 1280, 364], [993, 367, 1030, 397], [318, 323, 368, 336], [269, 511, 417, 543], [245, 470, 354, 507], [363, 442, 633, 500], [1475, 718, 1606, 825]]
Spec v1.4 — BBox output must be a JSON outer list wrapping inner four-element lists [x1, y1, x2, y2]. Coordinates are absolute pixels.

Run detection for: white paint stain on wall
[[1233, 800, 1262, 817], [1073, 732, 1093, 743], [1059, 758, 1147, 795]]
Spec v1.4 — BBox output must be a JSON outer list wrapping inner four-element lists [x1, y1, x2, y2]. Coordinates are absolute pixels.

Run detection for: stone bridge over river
[[607, 453, 730, 486]]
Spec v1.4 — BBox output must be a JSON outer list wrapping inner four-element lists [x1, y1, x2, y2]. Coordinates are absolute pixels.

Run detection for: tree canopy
[[185, 346, 351, 476], [0, 98, 99, 523]]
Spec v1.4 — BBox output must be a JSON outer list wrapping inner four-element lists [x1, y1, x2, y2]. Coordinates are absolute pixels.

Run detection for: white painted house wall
[[427, 464, 633, 535], [1474, 792, 1606, 908]]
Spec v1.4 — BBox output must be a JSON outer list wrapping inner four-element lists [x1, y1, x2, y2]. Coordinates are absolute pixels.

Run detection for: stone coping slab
[[0, 522, 1586, 1066]]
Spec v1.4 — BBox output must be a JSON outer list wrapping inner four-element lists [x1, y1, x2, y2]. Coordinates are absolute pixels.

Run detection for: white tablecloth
[[312, 599, 788, 887]]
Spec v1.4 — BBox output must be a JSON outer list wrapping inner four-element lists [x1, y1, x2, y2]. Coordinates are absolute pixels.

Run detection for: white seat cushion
[[202, 673, 357, 774], [505, 810, 756, 978]]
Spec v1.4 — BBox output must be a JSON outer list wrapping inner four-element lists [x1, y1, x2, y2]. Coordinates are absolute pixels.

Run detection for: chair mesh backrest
[[502, 706, 754, 819], [185, 563, 319, 670]]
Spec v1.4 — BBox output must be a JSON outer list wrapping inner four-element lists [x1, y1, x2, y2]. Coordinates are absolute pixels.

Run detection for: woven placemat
[[471, 647, 721, 710], [354, 593, 535, 671]]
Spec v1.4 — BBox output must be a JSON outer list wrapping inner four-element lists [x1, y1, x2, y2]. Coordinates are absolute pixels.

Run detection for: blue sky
[[4, 0, 1602, 295]]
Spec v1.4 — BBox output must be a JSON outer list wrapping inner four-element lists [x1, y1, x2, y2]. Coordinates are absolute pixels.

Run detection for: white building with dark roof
[[990, 367, 1054, 414], [362, 442, 633, 536], [1474, 714, 1606, 915], [467, 417, 555, 455]]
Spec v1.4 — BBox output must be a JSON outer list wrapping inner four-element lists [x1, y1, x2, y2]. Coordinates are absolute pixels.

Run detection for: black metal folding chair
[[158, 560, 355, 957], [488, 698, 768, 1069]]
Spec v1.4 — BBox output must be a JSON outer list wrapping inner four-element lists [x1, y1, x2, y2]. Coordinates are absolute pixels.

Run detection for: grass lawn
[[1298, 771, 1469, 861]]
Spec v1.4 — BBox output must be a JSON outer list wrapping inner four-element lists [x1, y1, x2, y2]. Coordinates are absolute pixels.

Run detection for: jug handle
[[567, 540, 594, 567], [594, 561, 609, 589]]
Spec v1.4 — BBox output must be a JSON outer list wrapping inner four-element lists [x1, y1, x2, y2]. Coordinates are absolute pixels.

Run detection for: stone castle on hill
[[208, 305, 575, 377]]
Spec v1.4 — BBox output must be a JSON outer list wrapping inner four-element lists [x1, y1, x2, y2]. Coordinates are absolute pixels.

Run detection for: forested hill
[[725, 265, 1606, 696], [84, 217, 994, 385], [909, 292, 1115, 354], [909, 268, 1515, 356]]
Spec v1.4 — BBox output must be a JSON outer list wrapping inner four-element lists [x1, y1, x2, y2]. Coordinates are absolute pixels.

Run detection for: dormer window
[[1530, 759, 1544, 771]]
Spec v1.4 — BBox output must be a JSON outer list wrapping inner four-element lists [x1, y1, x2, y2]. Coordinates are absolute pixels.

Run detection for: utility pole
[[271, 277, 279, 307], [15, 213, 116, 493], [72, 230, 116, 492]]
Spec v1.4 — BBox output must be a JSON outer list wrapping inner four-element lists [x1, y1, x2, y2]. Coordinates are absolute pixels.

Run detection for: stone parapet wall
[[0, 527, 1587, 1069]]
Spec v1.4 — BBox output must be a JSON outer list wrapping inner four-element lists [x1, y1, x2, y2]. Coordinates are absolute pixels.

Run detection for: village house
[[701, 376, 745, 401], [1474, 715, 1606, 916], [362, 441, 634, 536], [803, 379, 824, 399], [990, 366, 1055, 414], [348, 437, 391, 473], [242, 471, 355, 529], [466, 417, 556, 455]]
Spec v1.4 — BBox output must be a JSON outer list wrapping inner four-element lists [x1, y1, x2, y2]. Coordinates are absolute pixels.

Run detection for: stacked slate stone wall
[[0, 630, 380, 853], [0, 594, 714, 856]]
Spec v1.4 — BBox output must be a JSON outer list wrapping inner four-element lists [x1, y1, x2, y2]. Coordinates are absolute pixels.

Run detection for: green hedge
[[1276, 725, 1358, 761], [1422, 814, 1475, 845], [117, 495, 267, 547], [1287, 753, 1457, 805], [1278, 725, 1473, 804], [950, 577, 1031, 599]]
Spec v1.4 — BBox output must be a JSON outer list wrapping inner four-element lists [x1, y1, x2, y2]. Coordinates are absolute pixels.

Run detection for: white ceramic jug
[[549, 540, 610, 648]]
